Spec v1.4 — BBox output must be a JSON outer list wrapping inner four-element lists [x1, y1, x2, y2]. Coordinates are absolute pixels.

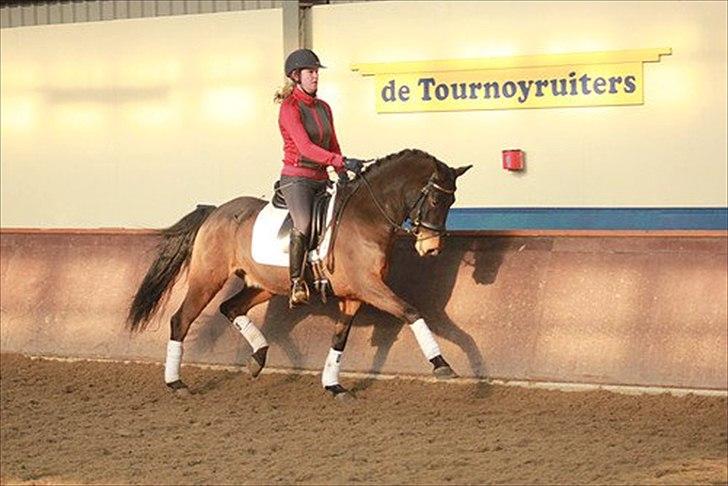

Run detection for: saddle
[[251, 181, 339, 302]]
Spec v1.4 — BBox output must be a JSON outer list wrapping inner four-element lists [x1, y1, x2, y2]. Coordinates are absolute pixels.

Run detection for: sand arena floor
[[1, 353, 726, 485]]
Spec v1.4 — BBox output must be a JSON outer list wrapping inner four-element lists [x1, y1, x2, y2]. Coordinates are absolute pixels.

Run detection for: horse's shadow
[[191, 236, 510, 395]]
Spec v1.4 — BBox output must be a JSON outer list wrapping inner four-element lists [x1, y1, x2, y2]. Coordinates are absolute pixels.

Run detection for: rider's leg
[[288, 228, 309, 306], [323, 299, 361, 397], [279, 177, 319, 306]]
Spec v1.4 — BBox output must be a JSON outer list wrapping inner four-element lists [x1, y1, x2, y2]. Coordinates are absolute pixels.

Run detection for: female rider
[[275, 48, 364, 307]]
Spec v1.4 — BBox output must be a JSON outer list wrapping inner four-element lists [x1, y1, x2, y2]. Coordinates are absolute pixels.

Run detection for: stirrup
[[289, 279, 310, 308]]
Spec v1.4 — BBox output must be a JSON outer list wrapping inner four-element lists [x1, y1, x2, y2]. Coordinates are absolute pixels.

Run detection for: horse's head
[[353, 150, 472, 257], [411, 164, 472, 257]]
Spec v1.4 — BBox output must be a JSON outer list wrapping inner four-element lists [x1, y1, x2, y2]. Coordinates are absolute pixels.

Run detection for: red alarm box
[[502, 149, 525, 171]]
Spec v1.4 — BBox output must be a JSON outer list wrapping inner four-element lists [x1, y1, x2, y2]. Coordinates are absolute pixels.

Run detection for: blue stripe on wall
[[447, 208, 728, 231]]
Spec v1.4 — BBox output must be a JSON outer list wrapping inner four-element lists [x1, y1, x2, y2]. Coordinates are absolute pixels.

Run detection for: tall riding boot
[[289, 229, 310, 308]]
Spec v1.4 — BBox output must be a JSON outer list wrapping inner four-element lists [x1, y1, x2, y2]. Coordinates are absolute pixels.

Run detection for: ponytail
[[274, 78, 296, 103]]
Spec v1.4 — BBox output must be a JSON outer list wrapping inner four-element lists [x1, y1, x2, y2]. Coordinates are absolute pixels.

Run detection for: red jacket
[[279, 86, 344, 180]]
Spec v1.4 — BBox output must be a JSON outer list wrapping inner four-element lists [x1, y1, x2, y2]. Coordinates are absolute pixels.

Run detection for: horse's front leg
[[323, 298, 361, 400], [360, 282, 456, 379]]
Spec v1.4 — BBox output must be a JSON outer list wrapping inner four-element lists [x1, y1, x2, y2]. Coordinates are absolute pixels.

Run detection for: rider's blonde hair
[[274, 78, 296, 103]]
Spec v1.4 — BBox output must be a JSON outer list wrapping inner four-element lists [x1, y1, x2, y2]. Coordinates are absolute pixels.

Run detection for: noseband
[[359, 171, 454, 237]]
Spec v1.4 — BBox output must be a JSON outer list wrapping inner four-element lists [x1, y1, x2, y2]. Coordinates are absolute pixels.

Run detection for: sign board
[[352, 48, 671, 113]]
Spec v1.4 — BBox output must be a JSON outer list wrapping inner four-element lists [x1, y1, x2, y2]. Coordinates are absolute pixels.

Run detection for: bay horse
[[127, 149, 471, 399]]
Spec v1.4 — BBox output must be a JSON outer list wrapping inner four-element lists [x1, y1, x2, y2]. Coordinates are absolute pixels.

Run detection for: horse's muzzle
[[414, 229, 443, 257]]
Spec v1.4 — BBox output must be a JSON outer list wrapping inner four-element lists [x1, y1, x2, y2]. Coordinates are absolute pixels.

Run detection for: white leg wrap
[[165, 340, 183, 384], [321, 348, 343, 387], [233, 315, 268, 352], [409, 318, 441, 360]]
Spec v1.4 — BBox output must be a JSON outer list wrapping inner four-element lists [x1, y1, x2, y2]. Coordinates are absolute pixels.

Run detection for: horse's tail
[[127, 204, 217, 332]]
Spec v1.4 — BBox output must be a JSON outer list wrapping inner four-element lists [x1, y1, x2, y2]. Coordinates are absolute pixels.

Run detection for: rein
[[360, 172, 414, 235], [360, 169, 454, 239]]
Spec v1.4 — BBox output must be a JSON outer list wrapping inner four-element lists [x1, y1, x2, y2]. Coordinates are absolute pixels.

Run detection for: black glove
[[343, 157, 365, 175], [337, 169, 350, 185]]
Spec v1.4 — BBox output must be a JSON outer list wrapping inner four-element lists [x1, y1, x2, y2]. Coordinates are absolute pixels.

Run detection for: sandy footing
[[1, 354, 726, 485]]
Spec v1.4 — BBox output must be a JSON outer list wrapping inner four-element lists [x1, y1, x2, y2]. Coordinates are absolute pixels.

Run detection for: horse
[[127, 148, 472, 399]]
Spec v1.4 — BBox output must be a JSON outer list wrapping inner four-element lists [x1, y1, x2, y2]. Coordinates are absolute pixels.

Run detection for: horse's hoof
[[175, 387, 191, 398], [246, 357, 263, 378], [247, 346, 268, 378], [434, 365, 457, 380], [166, 380, 191, 397], [335, 391, 355, 403], [325, 384, 354, 402]]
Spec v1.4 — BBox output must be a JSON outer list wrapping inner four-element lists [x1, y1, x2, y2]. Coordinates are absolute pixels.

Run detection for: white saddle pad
[[251, 183, 338, 267]]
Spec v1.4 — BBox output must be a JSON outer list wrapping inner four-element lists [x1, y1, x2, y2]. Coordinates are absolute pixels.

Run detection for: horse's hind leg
[[322, 299, 361, 400], [360, 282, 456, 379], [220, 287, 274, 377], [165, 274, 227, 394]]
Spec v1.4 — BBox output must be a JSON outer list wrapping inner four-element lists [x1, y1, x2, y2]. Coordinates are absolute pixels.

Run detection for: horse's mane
[[336, 148, 445, 199], [365, 148, 444, 175]]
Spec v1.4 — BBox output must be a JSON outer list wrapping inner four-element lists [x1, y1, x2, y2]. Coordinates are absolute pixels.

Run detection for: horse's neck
[[353, 157, 432, 229]]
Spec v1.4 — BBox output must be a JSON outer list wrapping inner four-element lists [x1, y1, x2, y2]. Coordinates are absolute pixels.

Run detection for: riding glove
[[343, 157, 365, 175], [337, 170, 350, 185]]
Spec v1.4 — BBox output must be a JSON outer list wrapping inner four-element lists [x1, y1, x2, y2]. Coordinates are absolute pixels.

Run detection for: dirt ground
[[1, 354, 726, 485]]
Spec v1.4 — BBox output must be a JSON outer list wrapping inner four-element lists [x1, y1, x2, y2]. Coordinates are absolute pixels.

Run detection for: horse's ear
[[454, 165, 473, 178]]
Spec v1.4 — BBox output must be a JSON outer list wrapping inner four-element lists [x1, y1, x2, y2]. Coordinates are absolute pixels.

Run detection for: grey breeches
[[279, 175, 327, 235]]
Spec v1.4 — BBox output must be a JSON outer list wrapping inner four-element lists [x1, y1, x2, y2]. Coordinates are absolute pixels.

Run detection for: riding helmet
[[285, 49, 326, 78]]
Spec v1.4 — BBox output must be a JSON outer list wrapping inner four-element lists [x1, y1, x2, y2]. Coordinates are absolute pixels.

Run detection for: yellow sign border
[[351, 48, 671, 75]]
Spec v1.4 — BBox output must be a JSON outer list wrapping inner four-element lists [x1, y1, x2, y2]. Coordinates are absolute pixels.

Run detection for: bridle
[[359, 170, 455, 238]]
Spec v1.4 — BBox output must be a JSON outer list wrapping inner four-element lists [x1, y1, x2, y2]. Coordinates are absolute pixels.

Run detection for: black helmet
[[285, 49, 325, 78]]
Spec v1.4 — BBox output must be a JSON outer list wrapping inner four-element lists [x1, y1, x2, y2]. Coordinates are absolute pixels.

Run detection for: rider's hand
[[337, 169, 350, 185], [344, 157, 365, 175]]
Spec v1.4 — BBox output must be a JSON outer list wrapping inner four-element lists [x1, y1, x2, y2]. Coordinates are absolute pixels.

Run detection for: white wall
[[1, 9, 283, 227]]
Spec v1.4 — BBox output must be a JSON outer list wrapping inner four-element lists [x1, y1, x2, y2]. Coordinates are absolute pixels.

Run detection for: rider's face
[[298, 68, 319, 95]]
